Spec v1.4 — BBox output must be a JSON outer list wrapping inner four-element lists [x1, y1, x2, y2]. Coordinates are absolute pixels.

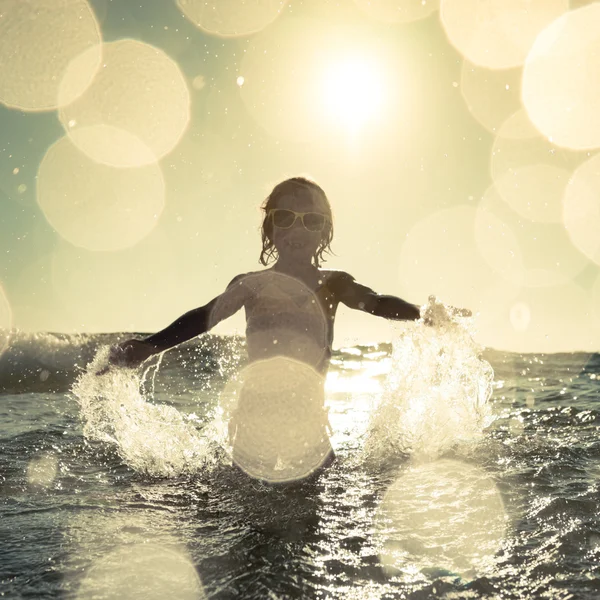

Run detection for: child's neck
[[272, 259, 319, 281]]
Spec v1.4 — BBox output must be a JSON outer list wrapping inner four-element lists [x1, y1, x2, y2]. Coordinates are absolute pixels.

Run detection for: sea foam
[[364, 297, 495, 462], [72, 347, 220, 477]]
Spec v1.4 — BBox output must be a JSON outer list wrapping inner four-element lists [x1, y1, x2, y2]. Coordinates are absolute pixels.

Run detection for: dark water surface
[[1, 331, 599, 599]]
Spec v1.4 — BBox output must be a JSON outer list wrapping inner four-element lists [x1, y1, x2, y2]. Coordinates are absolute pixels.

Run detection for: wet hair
[[259, 177, 334, 267]]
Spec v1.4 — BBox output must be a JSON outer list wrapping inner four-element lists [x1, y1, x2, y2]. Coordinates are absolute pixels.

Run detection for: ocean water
[[1, 321, 599, 599]]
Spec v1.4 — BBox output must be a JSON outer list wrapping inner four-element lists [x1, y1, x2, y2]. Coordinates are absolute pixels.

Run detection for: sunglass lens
[[272, 209, 295, 228], [303, 213, 326, 232]]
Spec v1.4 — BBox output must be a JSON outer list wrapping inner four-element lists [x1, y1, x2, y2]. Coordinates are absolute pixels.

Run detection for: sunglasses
[[268, 208, 329, 232]]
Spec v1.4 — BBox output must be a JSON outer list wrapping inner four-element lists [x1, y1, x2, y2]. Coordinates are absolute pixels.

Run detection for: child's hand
[[422, 296, 471, 327], [108, 339, 155, 368]]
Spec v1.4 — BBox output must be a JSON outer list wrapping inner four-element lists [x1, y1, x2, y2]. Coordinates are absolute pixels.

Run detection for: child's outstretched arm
[[331, 272, 471, 323], [331, 272, 421, 321], [108, 274, 249, 368]]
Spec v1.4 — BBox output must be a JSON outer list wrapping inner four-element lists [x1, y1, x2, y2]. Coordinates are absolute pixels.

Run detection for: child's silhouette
[[108, 177, 469, 482]]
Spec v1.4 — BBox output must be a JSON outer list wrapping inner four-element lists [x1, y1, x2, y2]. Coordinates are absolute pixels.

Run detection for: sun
[[321, 55, 385, 134]]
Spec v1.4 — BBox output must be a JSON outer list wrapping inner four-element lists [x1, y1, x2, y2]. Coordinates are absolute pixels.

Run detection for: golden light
[[522, 4, 600, 150], [321, 55, 385, 134], [177, 0, 288, 38], [37, 135, 165, 252], [0, 0, 101, 111], [375, 460, 506, 581], [440, 0, 568, 69], [563, 153, 600, 267], [59, 39, 190, 168]]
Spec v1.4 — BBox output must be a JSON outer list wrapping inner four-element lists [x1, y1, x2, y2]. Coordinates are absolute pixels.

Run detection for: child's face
[[271, 188, 327, 264]]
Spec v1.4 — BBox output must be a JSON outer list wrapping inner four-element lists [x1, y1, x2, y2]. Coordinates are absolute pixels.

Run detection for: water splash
[[72, 347, 220, 477], [364, 297, 495, 462]]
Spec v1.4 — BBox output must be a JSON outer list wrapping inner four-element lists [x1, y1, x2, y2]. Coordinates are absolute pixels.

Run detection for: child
[[108, 177, 466, 482]]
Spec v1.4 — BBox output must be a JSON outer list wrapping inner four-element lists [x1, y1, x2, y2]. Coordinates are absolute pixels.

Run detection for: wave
[[0, 331, 244, 394], [0, 329, 597, 395]]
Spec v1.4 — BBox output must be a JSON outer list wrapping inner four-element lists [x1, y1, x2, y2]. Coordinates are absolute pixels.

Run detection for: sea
[[1, 317, 599, 599]]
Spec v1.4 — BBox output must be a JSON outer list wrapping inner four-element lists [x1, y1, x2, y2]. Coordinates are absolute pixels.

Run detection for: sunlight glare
[[322, 56, 384, 134]]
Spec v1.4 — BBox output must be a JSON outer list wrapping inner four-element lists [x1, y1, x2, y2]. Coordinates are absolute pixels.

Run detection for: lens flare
[[177, 0, 288, 38], [480, 282, 599, 353], [37, 135, 165, 252], [211, 271, 329, 368], [563, 153, 600, 267], [375, 460, 506, 581], [491, 109, 589, 223], [77, 544, 205, 600], [440, 0, 568, 69], [0, 0, 101, 111], [522, 4, 600, 150], [59, 39, 190, 167], [475, 184, 589, 287], [509, 301, 531, 332], [221, 357, 332, 482], [460, 61, 522, 135], [26, 454, 58, 489], [494, 164, 570, 225], [398, 205, 505, 314], [353, 0, 439, 24]]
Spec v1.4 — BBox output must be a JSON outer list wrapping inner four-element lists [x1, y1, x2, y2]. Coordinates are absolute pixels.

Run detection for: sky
[[0, 0, 599, 353]]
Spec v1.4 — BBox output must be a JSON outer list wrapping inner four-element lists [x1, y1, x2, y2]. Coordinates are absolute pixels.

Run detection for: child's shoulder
[[318, 269, 355, 287], [226, 269, 358, 293]]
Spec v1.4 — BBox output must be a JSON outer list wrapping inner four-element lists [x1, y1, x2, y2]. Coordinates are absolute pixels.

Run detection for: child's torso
[[241, 269, 339, 372]]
